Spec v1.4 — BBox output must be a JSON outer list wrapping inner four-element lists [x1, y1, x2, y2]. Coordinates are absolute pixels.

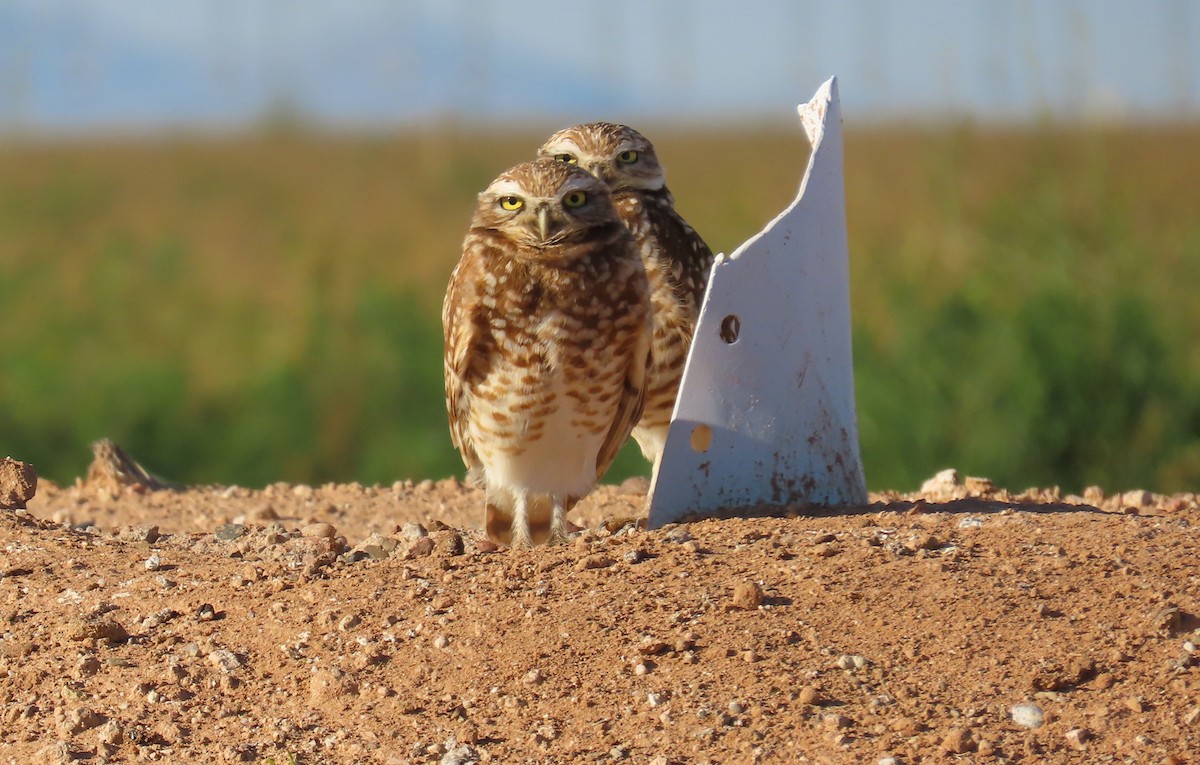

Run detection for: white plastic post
[[646, 77, 868, 528]]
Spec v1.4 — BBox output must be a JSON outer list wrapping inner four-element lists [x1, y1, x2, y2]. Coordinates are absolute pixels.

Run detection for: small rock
[[647, 692, 665, 707], [575, 554, 616, 571], [1184, 706, 1200, 726], [400, 522, 429, 539], [623, 548, 647, 564], [208, 649, 242, 673], [963, 475, 994, 494], [338, 614, 361, 631], [1092, 672, 1116, 689], [958, 517, 984, 529], [941, 728, 976, 753], [144, 553, 162, 571], [1065, 728, 1092, 749], [1124, 696, 1145, 713], [404, 537, 436, 559], [836, 654, 867, 670], [1122, 489, 1153, 508], [292, 484, 314, 499], [729, 581, 764, 610], [1011, 702, 1044, 729], [197, 603, 217, 621], [0, 457, 37, 509], [440, 739, 480, 765], [416, 479, 435, 491], [522, 669, 544, 685], [822, 713, 852, 729], [301, 522, 337, 539], [662, 525, 692, 544], [919, 468, 958, 496], [727, 701, 745, 715], [798, 686, 822, 705], [433, 635, 449, 649], [118, 525, 160, 543], [214, 523, 246, 541], [433, 530, 464, 556], [878, 757, 903, 765], [903, 533, 940, 552], [69, 617, 128, 645]]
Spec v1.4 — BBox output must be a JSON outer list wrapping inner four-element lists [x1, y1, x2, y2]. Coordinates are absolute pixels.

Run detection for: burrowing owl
[[443, 159, 651, 547], [538, 123, 714, 474]]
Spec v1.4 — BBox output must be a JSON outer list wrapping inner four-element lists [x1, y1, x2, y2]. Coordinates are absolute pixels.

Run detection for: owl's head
[[537, 122, 665, 193], [472, 158, 621, 249]]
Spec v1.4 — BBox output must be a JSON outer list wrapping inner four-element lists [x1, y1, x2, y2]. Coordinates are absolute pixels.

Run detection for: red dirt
[[3, 468, 1199, 764]]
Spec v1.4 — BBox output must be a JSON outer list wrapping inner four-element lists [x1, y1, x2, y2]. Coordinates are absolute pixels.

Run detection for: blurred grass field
[[1, 124, 1198, 493]]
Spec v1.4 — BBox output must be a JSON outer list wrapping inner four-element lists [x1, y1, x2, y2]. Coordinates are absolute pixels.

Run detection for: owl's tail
[[485, 489, 579, 547]]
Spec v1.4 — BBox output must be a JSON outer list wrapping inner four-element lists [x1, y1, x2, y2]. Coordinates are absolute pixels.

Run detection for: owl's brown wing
[[442, 257, 492, 485], [648, 200, 716, 314], [593, 293, 652, 482]]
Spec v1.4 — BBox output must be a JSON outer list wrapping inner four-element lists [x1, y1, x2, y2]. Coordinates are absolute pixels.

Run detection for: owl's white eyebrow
[[488, 180, 527, 198], [544, 139, 581, 155]]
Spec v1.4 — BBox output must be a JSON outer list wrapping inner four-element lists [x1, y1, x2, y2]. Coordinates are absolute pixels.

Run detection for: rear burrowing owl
[[443, 159, 651, 547], [538, 123, 714, 474]]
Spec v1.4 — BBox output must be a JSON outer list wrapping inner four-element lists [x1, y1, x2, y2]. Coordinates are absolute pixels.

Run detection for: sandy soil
[[2, 458, 1199, 764]]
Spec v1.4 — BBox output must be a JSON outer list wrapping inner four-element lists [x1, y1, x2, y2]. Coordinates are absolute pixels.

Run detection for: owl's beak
[[584, 161, 610, 183], [537, 205, 551, 240]]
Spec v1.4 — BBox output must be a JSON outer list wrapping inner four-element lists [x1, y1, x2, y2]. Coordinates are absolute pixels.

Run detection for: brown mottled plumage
[[538, 123, 714, 475], [443, 159, 651, 547]]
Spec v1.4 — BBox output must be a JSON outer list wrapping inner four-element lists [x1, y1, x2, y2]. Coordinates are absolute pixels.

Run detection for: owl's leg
[[510, 490, 533, 549], [547, 496, 568, 545]]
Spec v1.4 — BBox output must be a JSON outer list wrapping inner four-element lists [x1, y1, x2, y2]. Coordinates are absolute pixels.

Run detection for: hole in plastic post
[[719, 314, 741, 344], [690, 424, 713, 453]]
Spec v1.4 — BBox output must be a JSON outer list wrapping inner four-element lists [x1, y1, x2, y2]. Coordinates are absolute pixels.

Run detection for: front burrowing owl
[[538, 123, 715, 474], [443, 159, 651, 547]]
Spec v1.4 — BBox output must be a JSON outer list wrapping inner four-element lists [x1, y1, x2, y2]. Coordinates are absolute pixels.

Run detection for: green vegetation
[[1, 125, 1197, 493]]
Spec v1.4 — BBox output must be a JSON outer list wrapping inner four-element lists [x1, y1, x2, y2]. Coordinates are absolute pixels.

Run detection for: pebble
[[836, 654, 867, 670], [144, 554, 162, 571], [338, 614, 361, 632], [1010, 702, 1044, 729], [433, 635, 449, 649], [647, 692, 665, 707], [197, 604, 217, 622], [662, 525, 692, 544], [575, 554, 616, 571], [522, 669, 543, 685], [878, 757, 903, 765], [214, 523, 246, 541], [1184, 706, 1200, 726], [0, 457, 37, 509], [623, 548, 647, 564], [118, 525, 160, 543], [301, 522, 337, 539], [729, 581, 764, 610], [208, 649, 242, 673], [69, 618, 128, 645], [919, 468, 958, 496], [794, 685, 820, 706], [958, 517, 984, 529], [1065, 728, 1092, 749], [941, 728, 976, 753]]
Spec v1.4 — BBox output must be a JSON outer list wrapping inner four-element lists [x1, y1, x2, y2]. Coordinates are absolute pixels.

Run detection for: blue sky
[[1, 0, 1197, 132]]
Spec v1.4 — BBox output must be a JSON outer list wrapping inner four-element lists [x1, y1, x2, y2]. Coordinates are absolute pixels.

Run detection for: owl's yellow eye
[[499, 196, 524, 211], [563, 191, 587, 209], [617, 149, 638, 164], [554, 153, 577, 165]]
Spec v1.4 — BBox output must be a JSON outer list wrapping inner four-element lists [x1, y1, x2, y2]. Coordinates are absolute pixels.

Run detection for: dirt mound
[[3, 469, 1199, 764]]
